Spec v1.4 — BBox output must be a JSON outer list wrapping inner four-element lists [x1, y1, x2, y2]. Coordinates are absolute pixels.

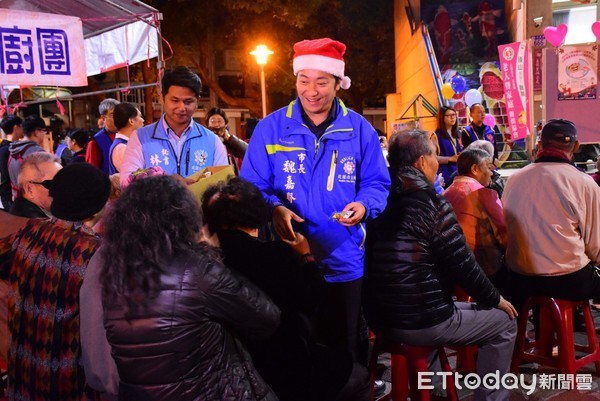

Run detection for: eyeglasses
[[29, 179, 53, 190]]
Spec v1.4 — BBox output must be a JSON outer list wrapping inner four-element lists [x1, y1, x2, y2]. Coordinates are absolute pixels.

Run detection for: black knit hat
[[49, 163, 111, 221], [541, 119, 577, 143]]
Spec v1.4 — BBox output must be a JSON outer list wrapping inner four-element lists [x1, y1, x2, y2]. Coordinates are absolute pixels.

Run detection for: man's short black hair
[[22, 115, 46, 137], [161, 66, 202, 97], [67, 128, 91, 148], [388, 129, 433, 168], [0, 114, 22, 134], [113, 103, 139, 131]]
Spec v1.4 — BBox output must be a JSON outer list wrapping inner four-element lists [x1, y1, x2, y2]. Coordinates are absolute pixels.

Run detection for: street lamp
[[250, 44, 274, 118]]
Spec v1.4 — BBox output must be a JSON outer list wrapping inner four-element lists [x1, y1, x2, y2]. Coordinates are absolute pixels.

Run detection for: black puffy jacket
[[103, 251, 281, 401], [364, 166, 500, 331]]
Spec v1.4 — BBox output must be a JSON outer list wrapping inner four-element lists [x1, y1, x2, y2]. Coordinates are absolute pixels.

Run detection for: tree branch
[[187, 57, 263, 117]]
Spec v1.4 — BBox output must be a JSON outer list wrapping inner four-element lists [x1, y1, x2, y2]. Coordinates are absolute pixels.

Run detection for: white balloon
[[464, 89, 482, 107]]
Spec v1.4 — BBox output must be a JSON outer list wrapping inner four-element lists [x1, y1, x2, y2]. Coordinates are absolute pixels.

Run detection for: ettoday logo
[[418, 371, 594, 394], [419, 371, 535, 395]]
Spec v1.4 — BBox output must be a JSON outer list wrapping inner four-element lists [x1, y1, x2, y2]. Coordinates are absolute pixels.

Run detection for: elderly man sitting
[[503, 119, 600, 309], [363, 129, 517, 401]]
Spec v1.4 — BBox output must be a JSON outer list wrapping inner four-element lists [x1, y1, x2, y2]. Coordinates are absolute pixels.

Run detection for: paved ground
[[374, 308, 600, 400]]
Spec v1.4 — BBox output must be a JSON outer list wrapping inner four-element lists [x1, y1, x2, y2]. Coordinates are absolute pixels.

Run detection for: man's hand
[[209, 126, 226, 138], [172, 172, 209, 186], [281, 232, 310, 255], [337, 202, 366, 227], [273, 205, 304, 241], [496, 296, 518, 319]]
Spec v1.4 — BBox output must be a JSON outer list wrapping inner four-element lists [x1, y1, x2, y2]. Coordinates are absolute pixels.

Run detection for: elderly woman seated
[[443, 148, 508, 294], [202, 177, 370, 401]]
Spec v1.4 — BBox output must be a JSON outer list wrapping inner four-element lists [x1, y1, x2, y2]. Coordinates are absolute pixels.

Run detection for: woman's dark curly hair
[[100, 175, 214, 311], [201, 177, 268, 234]]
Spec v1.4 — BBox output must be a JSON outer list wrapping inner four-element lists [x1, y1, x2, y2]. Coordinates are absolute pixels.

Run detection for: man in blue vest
[[120, 66, 227, 185], [86, 98, 120, 174], [461, 103, 498, 164]]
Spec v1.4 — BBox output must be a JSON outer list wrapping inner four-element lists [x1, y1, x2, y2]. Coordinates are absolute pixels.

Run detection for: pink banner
[[0, 9, 87, 87], [498, 41, 531, 141]]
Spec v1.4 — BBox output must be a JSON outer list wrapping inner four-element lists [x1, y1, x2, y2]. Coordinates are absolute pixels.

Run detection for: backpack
[[8, 142, 38, 200]]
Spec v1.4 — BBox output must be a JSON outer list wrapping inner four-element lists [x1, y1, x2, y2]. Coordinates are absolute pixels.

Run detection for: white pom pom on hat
[[293, 38, 352, 90]]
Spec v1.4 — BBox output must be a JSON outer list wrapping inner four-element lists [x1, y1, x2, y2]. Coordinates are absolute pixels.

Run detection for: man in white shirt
[[503, 119, 600, 309], [120, 66, 227, 186]]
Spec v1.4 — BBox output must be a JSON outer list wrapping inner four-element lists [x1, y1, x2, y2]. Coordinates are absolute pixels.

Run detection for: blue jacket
[[240, 99, 391, 282], [136, 119, 223, 177]]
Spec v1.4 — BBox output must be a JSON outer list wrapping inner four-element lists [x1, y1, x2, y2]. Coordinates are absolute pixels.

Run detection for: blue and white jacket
[[241, 98, 391, 282], [130, 116, 227, 177]]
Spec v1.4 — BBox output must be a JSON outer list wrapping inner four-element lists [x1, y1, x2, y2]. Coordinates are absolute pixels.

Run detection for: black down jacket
[[103, 251, 281, 401], [364, 166, 500, 331]]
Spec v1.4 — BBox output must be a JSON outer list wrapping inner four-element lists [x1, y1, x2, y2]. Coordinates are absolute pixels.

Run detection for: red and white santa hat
[[293, 38, 352, 90]]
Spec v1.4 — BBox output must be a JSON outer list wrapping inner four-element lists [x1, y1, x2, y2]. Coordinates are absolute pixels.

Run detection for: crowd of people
[[0, 36, 599, 401]]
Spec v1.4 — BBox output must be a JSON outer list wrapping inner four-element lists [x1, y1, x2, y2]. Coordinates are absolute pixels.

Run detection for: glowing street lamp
[[250, 44, 274, 118]]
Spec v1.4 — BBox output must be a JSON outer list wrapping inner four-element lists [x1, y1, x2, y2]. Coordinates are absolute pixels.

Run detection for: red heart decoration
[[544, 24, 568, 47]]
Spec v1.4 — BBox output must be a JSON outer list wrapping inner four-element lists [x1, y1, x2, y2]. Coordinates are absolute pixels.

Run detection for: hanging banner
[[85, 18, 159, 76], [498, 41, 531, 141], [557, 45, 597, 101], [0, 9, 87, 87], [532, 34, 546, 92]]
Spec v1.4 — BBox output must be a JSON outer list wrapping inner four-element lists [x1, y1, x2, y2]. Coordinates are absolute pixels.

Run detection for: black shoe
[[373, 379, 386, 398]]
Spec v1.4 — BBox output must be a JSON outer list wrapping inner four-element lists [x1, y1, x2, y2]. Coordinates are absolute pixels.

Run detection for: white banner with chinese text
[[0, 9, 87, 87]]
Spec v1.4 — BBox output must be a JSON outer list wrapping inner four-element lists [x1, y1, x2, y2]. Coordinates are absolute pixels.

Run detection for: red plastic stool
[[0, 358, 6, 399], [450, 287, 478, 373], [511, 297, 600, 375], [369, 337, 458, 401]]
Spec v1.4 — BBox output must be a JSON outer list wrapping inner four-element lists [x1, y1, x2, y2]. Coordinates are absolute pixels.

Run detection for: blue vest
[[55, 143, 68, 158], [463, 124, 497, 160], [137, 119, 217, 177], [108, 137, 128, 175], [93, 128, 114, 174], [435, 129, 463, 183]]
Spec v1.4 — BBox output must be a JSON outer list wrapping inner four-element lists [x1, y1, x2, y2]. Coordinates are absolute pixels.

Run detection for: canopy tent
[[0, 0, 162, 78]]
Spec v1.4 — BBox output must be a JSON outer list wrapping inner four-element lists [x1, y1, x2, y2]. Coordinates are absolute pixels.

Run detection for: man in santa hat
[[241, 38, 390, 365]]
